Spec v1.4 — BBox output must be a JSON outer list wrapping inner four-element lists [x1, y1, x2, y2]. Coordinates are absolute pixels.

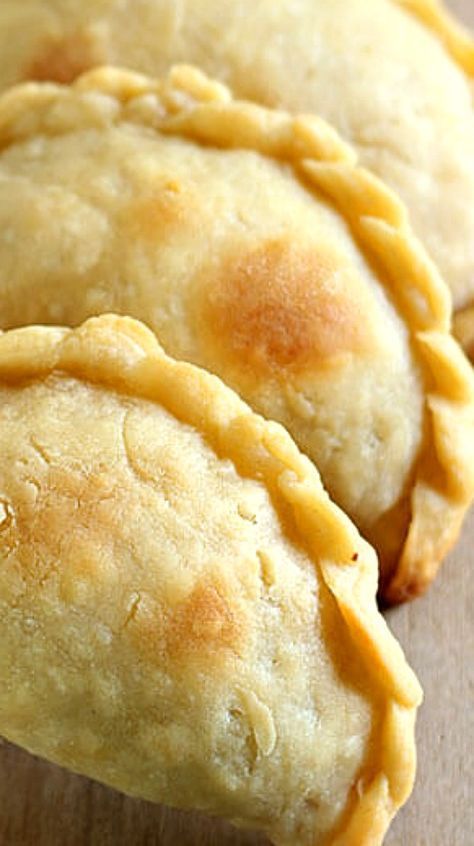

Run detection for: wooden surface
[[1, 1, 473, 844]]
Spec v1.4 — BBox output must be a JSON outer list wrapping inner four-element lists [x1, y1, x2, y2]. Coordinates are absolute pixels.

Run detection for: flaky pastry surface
[[0, 66, 473, 601], [0, 314, 421, 846], [0, 0, 473, 336]]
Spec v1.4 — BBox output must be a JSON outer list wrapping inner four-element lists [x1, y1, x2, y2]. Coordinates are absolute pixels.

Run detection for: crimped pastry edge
[[0, 65, 473, 603], [0, 313, 422, 846], [394, 0, 474, 75], [393, 0, 474, 361]]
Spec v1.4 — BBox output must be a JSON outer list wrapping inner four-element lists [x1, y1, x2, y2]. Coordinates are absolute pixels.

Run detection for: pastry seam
[[0, 313, 422, 845], [0, 64, 472, 603]]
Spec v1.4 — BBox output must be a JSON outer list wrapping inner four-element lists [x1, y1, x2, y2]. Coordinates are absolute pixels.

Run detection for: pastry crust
[[395, 0, 474, 74], [454, 302, 474, 361], [0, 314, 422, 846], [1, 0, 474, 341], [0, 65, 472, 604], [394, 0, 474, 358]]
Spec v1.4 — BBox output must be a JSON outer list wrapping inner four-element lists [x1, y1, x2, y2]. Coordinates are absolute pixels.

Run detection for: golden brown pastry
[[0, 66, 473, 604], [0, 0, 473, 350], [0, 314, 422, 846]]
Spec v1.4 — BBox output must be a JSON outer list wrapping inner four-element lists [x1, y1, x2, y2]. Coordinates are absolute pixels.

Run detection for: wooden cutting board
[[1, 2, 473, 844]]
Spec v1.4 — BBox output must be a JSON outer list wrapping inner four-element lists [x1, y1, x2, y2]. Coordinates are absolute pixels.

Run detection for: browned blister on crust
[[202, 238, 375, 373], [0, 65, 472, 604], [0, 315, 421, 846]]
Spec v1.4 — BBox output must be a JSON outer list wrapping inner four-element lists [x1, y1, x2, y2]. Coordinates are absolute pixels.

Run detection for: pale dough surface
[[0, 315, 421, 846], [0, 2, 471, 845], [0, 0, 472, 318], [0, 66, 472, 603]]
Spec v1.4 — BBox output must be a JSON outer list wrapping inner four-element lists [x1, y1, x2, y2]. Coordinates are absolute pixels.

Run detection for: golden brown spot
[[124, 180, 192, 241], [4, 463, 119, 587], [23, 31, 103, 85], [129, 581, 244, 665], [167, 582, 242, 658], [203, 238, 370, 373]]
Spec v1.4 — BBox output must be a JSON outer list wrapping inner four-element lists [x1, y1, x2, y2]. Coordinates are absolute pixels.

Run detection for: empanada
[[0, 314, 421, 846], [0, 0, 473, 351], [0, 66, 473, 604]]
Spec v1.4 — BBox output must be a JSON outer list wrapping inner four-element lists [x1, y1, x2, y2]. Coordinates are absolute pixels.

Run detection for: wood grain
[[0, 1, 473, 844]]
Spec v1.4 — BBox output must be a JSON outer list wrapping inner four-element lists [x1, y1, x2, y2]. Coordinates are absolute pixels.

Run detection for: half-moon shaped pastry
[[0, 0, 473, 351], [0, 314, 422, 846], [0, 66, 473, 604]]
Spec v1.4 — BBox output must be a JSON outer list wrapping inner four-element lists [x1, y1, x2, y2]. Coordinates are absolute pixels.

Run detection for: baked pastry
[[0, 0, 473, 352], [0, 66, 473, 604], [0, 314, 422, 846]]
